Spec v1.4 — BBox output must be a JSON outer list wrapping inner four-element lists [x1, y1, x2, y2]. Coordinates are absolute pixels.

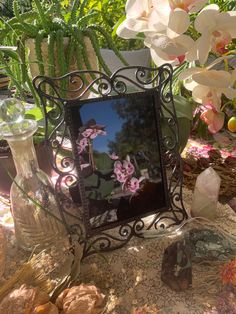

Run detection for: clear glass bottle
[[0, 98, 67, 251]]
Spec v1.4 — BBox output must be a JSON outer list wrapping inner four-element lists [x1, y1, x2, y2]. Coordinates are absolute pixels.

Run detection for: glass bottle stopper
[[0, 98, 37, 140]]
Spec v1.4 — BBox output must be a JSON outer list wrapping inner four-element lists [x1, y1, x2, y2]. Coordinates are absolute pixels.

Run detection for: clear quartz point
[[0, 98, 67, 251]]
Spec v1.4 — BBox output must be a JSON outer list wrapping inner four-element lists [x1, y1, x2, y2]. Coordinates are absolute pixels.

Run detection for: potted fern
[[0, 0, 128, 103], [0, 0, 129, 194]]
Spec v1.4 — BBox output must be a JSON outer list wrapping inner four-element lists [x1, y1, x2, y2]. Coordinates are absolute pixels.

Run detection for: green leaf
[[163, 95, 193, 120], [112, 16, 125, 37], [174, 95, 193, 120], [1, 49, 19, 61], [25, 106, 53, 121]]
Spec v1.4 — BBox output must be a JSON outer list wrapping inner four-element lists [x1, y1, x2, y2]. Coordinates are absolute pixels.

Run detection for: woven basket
[[25, 36, 98, 99]]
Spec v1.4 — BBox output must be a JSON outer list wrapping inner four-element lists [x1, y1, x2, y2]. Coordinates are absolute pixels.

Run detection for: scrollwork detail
[[119, 224, 132, 237], [112, 80, 127, 94], [97, 79, 112, 96]]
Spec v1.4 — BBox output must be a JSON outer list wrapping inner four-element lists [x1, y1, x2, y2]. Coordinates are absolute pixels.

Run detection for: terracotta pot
[[0, 141, 54, 196], [25, 36, 98, 99]]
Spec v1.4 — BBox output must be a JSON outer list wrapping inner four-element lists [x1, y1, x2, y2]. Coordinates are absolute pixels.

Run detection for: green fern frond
[[88, 25, 129, 67], [35, 31, 45, 76], [84, 28, 111, 75]]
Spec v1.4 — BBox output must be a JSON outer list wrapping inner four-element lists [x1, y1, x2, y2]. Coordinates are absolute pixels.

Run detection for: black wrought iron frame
[[33, 64, 188, 257]]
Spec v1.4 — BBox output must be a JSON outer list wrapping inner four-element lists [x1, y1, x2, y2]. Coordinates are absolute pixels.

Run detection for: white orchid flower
[[179, 67, 236, 99], [149, 2, 189, 39], [117, 0, 208, 66], [187, 4, 236, 65], [116, 0, 155, 39], [151, 0, 207, 38], [117, 0, 205, 40], [145, 34, 194, 66], [168, 0, 208, 13], [143, 0, 208, 66], [179, 67, 236, 133]]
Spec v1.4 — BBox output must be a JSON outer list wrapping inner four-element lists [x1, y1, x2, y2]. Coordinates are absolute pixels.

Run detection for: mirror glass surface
[[69, 93, 168, 231]]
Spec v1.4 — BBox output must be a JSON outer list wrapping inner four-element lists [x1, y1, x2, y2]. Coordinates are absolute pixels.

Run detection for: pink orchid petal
[[117, 173, 127, 183], [200, 109, 215, 124], [109, 153, 119, 160], [82, 129, 93, 138], [90, 132, 98, 139], [123, 160, 135, 175], [129, 177, 140, 193], [210, 112, 225, 133], [97, 130, 107, 136], [201, 109, 225, 133], [114, 161, 123, 171]]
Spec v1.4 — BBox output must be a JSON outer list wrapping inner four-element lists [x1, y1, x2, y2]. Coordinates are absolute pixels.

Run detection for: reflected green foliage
[[108, 96, 159, 159], [93, 151, 113, 173], [84, 152, 115, 199], [108, 95, 192, 155]]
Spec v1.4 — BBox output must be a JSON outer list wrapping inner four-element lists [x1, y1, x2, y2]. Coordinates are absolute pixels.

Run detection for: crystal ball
[[0, 98, 25, 124]]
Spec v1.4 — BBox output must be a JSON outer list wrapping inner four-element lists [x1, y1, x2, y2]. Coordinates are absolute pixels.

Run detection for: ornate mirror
[[33, 64, 188, 256]]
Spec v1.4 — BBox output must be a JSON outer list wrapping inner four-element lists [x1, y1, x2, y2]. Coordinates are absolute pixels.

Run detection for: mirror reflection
[[70, 93, 168, 230]]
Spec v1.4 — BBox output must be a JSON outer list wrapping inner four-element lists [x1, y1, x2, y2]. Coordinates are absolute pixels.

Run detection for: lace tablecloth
[[79, 188, 236, 314], [1, 188, 236, 314]]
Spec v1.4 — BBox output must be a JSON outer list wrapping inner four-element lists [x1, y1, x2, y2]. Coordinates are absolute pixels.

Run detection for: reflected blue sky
[[80, 98, 124, 152]]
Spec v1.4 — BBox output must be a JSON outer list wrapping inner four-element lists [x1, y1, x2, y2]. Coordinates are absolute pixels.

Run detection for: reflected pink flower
[[109, 153, 119, 160], [96, 129, 107, 136], [82, 127, 107, 139], [128, 177, 140, 193], [122, 177, 139, 193], [82, 128, 93, 138], [78, 137, 88, 153], [116, 172, 127, 183], [123, 160, 135, 175], [114, 159, 135, 183], [113, 156, 144, 192], [90, 129, 107, 139], [114, 161, 123, 174]]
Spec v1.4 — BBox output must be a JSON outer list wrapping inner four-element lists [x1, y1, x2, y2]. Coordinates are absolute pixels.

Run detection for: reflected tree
[[108, 95, 161, 168]]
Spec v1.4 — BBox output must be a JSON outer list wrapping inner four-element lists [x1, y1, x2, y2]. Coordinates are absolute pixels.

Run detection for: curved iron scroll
[[33, 64, 188, 257]]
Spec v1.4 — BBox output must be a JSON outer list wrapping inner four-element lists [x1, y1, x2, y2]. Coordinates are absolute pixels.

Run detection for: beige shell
[[0, 225, 6, 279]]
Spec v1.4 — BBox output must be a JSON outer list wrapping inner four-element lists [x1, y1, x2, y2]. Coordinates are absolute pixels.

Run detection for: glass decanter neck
[[9, 136, 39, 177]]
